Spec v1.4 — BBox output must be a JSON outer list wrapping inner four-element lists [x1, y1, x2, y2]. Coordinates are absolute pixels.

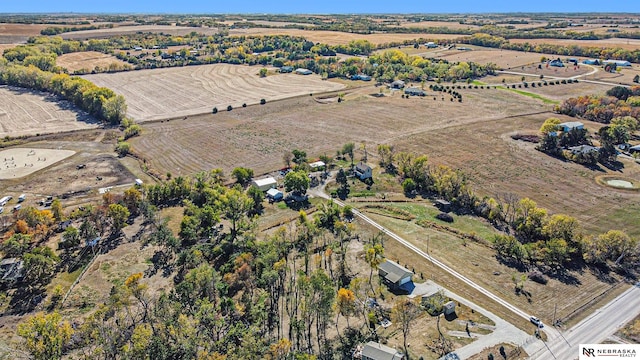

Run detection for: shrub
[[242, 103, 247, 108], [528, 270, 549, 284], [260, 98, 266, 105], [435, 212, 454, 223], [115, 141, 131, 157], [227, 105, 233, 111], [212, 107, 218, 114]]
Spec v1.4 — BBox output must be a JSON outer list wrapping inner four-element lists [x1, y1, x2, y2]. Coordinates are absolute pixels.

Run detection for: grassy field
[[60, 24, 219, 39], [0, 86, 99, 137], [130, 84, 546, 177], [83, 63, 345, 121]]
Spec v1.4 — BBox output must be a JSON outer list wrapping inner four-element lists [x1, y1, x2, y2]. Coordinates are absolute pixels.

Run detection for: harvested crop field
[[430, 48, 549, 69], [0, 23, 55, 43], [0, 86, 99, 137], [61, 24, 219, 39], [83, 64, 346, 121], [509, 37, 640, 51], [131, 86, 547, 177], [56, 51, 131, 72], [228, 28, 465, 45], [395, 20, 481, 30]]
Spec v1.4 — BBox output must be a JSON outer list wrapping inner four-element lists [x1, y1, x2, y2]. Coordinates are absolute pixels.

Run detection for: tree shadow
[[600, 159, 624, 172], [8, 286, 46, 314]]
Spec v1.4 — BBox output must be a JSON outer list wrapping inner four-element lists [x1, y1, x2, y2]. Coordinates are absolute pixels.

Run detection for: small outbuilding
[[266, 188, 283, 202], [549, 59, 564, 67], [426, 41, 438, 48], [558, 121, 584, 132], [569, 145, 599, 155], [434, 199, 451, 212], [361, 341, 405, 360], [354, 162, 373, 180], [629, 145, 640, 153], [295, 68, 313, 75], [443, 301, 456, 315], [582, 59, 600, 65], [309, 161, 326, 170], [390, 80, 405, 89], [378, 259, 413, 291], [279, 66, 294, 73], [251, 177, 277, 192]]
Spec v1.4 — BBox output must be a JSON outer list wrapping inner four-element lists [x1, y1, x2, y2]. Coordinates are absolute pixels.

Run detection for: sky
[[2, 0, 640, 14]]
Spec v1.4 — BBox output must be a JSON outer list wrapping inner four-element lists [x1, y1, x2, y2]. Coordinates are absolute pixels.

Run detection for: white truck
[[0, 196, 12, 206]]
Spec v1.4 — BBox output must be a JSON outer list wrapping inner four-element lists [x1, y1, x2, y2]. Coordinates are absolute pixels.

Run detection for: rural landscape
[[0, 10, 639, 360]]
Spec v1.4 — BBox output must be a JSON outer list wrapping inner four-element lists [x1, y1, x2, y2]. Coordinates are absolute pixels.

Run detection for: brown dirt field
[[60, 24, 219, 40], [0, 148, 75, 179], [509, 37, 640, 51], [56, 51, 131, 72], [130, 84, 546, 177], [0, 23, 57, 43], [0, 86, 99, 137], [83, 63, 346, 121], [228, 28, 465, 45]]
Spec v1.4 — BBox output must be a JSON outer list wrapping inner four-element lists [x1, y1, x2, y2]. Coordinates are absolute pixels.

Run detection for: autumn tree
[[335, 288, 356, 334], [17, 312, 73, 360], [539, 117, 561, 135], [364, 237, 384, 294], [284, 170, 310, 195], [107, 203, 130, 234], [50, 199, 64, 222], [392, 298, 421, 358]]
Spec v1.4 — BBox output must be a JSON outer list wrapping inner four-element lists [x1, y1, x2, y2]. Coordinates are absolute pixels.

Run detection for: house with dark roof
[[279, 66, 294, 73], [404, 87, 426, 96], [354, 162, 372, 180], [361, 341, 405, 360], [378, 259, 413, 291], [390, 80, 405, 89]]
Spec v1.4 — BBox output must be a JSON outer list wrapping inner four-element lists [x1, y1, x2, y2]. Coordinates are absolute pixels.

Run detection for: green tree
[[259, 68, 268, 77], [342, 142, 355, 166], [247, 185, 265, 215], [17, 312, 73, 360], [107, 203, 130, 233], [102, 94, 127, 124], [49, 198, 64, 222], [284, 170, 310, 195], [59, 226, 80, 251], [23, 247, 60, 286], [291, 149, 307, 165], [218, 188, 254, 239], [232, 167, 254, 187], [115, 141, 131, 157]]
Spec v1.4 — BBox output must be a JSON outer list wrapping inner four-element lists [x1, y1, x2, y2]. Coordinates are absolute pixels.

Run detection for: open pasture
[[60, 24, 219, 39], [430, 48, 547, 69], [83, 64, 346, 121], [0, 86, 98, 137], [131, 85, 546, 177], [228, 28, 465, 45], [56, 51, 131, 72], [398, 112, 640, 237], [0, 23, 54, 43]]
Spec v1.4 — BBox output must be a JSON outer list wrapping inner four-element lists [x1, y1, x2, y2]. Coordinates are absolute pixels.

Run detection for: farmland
[[60, 24, 219, 39], [130, 86, 546, 176], [0, 86, 99, 137], [56, 51, 131, 73], [83, 64, 346, 121]]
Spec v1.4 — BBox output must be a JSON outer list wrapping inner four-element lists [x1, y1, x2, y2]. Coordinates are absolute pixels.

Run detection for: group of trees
[[556, 86, 640, 124], [491, 197, 638, 271], [461, 33, 640, 63]]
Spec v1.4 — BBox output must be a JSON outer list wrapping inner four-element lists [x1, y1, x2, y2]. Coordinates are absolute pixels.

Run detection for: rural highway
[[526, 282, 640, 360]]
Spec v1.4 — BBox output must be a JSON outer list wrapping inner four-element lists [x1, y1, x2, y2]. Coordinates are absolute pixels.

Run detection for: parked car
[[530, 316, 544, 328]]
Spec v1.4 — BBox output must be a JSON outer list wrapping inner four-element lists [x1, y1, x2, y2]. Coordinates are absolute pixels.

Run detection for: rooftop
[[378, 259, 413, 284], [362, 341, 404, 360]]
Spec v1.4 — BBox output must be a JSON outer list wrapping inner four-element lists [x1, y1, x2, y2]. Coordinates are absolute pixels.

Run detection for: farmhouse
[[390, 80, 405, 89], [354, 162, 373, 180], [251, 177, 277, 192], [378, 259, 413, 291], [404, 87, 426, 96], [295, 68, 313, 75], [558, 121, 584, 132], [604, 60, 632, 67], [360, 341, 405, 360]]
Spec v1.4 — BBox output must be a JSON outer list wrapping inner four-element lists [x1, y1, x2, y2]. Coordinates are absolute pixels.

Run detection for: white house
[[295, 68, 313, 75], [354, 162, 372, 180], [251, 177, 277, 192], [361, 341, 405, 360]]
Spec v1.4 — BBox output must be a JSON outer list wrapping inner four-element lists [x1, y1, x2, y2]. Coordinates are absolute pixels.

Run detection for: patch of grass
[[159, 206, 185, 236], [277, 202, 288, 209], [501, 87, 558, 104]]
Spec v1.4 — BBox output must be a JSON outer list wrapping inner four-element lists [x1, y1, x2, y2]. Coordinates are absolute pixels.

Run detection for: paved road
[[526, 283, 640, 360]]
